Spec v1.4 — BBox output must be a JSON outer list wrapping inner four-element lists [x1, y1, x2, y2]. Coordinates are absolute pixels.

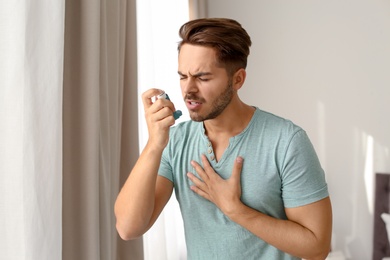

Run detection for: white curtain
[[136, 0, 191, 259], [0, 1, 142, 259], [0, 2, 64, 260]]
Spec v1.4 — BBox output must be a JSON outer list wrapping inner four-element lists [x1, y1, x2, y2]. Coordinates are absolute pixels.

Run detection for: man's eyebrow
[[177, 71, 212, 77]]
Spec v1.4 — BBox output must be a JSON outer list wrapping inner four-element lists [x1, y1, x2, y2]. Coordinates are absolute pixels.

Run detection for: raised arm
[[114, 88, 176, 240]]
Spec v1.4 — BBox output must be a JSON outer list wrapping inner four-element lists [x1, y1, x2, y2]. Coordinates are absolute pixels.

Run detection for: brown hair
[[178, 18, 252, 76]]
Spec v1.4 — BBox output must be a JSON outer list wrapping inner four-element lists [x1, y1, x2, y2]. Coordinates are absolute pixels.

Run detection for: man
[[115, 18, 332, 260]]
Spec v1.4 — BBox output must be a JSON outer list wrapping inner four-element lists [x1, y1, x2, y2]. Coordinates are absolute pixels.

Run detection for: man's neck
[[203, 101, 255, 139]]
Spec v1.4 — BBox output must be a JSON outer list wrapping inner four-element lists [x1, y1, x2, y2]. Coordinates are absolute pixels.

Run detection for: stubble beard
[[189, 80, 233, 122]]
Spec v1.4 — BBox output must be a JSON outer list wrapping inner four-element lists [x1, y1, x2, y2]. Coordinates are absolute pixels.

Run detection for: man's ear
[[232, 68, 246, 90]]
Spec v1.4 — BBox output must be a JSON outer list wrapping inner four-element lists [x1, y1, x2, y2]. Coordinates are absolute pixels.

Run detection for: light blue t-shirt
[[158, 107, 328, 260]]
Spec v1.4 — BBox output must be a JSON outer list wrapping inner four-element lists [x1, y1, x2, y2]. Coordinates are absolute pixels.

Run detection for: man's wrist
[[223, 200, 248, 221]]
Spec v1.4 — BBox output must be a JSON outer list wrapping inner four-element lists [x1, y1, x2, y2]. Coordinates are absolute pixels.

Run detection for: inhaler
[[157, 91, 182, 120]]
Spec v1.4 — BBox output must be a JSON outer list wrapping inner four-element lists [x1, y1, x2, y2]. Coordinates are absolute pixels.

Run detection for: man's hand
[[187, 154, 244, 215], [141, 88, 176, 150]]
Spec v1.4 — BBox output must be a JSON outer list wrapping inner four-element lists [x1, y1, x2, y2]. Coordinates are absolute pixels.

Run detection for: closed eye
[[178, 72, 187, 80], [178, 71, 212, 81]]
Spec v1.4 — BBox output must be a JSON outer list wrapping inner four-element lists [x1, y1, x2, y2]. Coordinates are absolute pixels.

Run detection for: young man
[[115, 18, 332, 260]]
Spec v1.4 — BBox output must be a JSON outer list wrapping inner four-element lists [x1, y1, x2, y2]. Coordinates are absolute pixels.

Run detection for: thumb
[[231, 156, 244, 182]]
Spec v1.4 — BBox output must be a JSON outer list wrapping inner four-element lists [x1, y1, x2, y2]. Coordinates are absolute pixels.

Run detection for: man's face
[[178, 44, 233, 122]]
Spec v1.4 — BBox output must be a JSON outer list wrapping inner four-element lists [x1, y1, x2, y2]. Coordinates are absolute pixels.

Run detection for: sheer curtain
[[62, 0, 142, 259], [0, 0, 143, 259], [0, 2, 64, 259], [136, 1, 206, 259]]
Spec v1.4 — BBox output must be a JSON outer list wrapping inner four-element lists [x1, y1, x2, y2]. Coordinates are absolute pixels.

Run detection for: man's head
[[178, 18, 252, 77], [177, 18, 251, 122]]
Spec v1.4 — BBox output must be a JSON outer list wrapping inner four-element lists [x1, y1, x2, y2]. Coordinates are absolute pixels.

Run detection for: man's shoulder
[[252, 107, 302, 134]]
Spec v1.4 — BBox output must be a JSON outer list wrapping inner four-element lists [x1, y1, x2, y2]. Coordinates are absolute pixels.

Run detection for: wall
[[207, 1, 390, 259]]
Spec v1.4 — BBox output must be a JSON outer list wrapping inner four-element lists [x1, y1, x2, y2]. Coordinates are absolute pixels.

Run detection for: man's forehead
[[178, 44, 217, 61], [178, 47, 219, 70]]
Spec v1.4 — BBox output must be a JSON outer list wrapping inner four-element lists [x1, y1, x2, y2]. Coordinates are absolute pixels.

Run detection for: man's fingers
[[231, 156, 244, 182], [187, 172, 210, 199], [191, 157, 210, 181], [200, 154, 213, 171], [142, 89, 177, 116], [141, 88, 163, 110], [187, 172, 204, 187], [189, 184, 210, 201]]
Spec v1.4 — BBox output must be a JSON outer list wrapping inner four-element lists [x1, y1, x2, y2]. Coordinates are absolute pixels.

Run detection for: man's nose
[[182, 77, 198, 94]]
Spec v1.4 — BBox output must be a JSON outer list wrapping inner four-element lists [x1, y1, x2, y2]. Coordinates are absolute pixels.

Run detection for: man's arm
[[115, 147, 174, 240], [114, 88, 176, 240], [228, 197, 332, 260], [187, 154, 332, 259]]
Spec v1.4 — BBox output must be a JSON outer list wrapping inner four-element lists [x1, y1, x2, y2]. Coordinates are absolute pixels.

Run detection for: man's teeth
[[190, 102, 200, 105]]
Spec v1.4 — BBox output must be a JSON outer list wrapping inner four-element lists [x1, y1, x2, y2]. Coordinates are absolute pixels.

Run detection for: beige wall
[[207, 1, 390, 259]]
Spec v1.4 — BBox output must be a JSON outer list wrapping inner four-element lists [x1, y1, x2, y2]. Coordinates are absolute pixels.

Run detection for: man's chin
[[189, 116, 203, 122], [188, 112, 204, 122]]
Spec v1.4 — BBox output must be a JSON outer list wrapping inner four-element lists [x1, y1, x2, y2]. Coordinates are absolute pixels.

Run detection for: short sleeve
[[281, 130, 329, 208]]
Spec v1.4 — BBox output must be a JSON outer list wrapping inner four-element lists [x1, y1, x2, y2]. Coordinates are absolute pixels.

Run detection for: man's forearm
[[226, 199, 332, 259], [114, 143, 163, 240]]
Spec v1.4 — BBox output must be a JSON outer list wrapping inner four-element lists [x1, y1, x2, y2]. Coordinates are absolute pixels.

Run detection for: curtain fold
[[63, 0, 142, 259]]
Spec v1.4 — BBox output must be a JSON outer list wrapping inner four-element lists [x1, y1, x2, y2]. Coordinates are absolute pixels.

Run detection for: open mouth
[[186, 100, 202, 110]]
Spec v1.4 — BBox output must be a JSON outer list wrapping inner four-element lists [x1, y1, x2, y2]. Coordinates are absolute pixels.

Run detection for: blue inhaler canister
[[157, 91, 182, 120]]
